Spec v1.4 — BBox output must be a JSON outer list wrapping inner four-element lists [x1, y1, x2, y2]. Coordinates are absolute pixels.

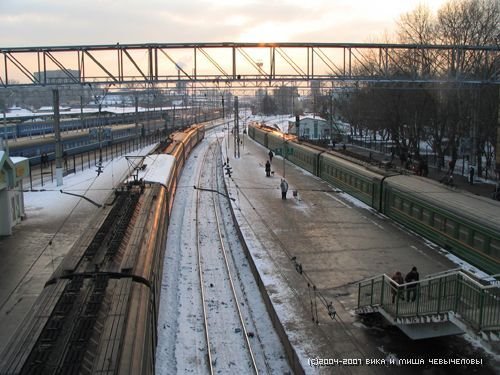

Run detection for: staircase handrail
[[425, 267, 499, 286], [359, 270, 499, 291], [358, 269, 500, 332]]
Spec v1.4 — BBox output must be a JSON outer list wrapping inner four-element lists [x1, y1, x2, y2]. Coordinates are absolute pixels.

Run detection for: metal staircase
[[356, 269, 500, 340]]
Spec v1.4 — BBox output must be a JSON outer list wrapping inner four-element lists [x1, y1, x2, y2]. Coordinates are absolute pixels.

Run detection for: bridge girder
[[0, 42, 499, 89]]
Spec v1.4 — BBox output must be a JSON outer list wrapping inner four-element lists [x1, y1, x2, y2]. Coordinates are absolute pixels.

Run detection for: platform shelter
[[0, 152, 29, 236]]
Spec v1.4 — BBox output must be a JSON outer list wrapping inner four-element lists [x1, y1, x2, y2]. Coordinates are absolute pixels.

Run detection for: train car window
[[412, 205, 422, 220], [472, 232, 486, 251], [445, 219, 457, 237], [489, 238, 500, 257], [422, 208, 432, 224], [434, 214, 444, 231], [392, 195, 398, 208], [459, 226, 470, 243], [402, 200, 411, 214]]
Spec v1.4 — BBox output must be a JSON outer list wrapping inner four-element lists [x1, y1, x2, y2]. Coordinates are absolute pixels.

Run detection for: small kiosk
[[0, 152, 29, 236]]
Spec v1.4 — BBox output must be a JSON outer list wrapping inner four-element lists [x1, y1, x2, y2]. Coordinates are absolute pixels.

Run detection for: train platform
[[0, 143, 157, 355], [224, 134, 499, 374]]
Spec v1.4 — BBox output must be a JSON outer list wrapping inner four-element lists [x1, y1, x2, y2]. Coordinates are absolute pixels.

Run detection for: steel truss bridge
[[1, 42, 499, 91]]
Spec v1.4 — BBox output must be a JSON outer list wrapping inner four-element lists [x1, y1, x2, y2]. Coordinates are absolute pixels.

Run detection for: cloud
[[0, 0, 448, 46]]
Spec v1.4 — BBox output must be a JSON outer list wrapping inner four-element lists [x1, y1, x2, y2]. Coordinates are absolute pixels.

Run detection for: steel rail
[[195, 145, 214, 375]]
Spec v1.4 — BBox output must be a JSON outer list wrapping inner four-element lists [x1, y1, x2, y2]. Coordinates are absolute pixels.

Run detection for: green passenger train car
[[382, 176, 500, 274], [319, 152, 384, 210]]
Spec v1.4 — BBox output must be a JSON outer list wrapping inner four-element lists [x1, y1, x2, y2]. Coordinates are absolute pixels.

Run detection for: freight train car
[[248, 123, 500, 275], [0, 124, 205, 374]]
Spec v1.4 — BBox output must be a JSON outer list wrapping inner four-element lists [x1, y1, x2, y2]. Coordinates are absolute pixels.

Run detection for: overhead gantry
[[1, 42, 499, 89]]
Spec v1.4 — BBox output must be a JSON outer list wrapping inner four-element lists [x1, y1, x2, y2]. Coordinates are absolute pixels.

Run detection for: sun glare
[[238, 22, 292, 43]]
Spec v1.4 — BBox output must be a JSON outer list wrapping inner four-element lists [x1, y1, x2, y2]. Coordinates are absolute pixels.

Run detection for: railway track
[[156, 126, 289, 374], [194, 134, 293, 374], [195, 140, 259, 374]]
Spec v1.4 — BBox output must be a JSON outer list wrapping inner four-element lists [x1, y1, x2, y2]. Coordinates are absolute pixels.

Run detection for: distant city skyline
[[0, 0, 448, 47]]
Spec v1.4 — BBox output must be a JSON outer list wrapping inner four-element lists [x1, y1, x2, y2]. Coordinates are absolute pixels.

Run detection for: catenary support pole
[[53, 89, 63, 186]]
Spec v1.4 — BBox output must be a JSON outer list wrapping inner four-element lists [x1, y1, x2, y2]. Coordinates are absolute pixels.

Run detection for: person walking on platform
[[469, 166, 475, 185], [280, 178, 289, 200], [268, 150, 274, 163], [265, 160, 271, 177], [405, 266, 419, 302], [391, 271, 404, 303]]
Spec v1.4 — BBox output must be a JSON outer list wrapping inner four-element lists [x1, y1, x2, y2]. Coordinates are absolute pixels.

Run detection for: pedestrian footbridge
[[356, 269, 500, 340]]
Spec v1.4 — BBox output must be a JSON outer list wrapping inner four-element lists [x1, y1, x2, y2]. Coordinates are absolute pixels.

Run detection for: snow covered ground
[[24, 143, 158, 215]]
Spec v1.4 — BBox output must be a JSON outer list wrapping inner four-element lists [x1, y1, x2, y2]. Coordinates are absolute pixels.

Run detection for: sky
[[0, 0, 450, 47]]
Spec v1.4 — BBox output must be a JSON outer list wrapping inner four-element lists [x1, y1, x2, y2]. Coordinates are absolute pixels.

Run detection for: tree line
[[337, 0, 499, 177]]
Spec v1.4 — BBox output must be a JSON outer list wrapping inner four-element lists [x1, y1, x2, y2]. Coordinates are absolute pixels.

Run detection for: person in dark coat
[[469, 166, 475, 185], [280, 178, 289, 199], [268, 150, 274, 163], [265, 160, 271, 177], [405, 266, 419, 302], [391, 271, 404, 303], [448, 159, 456, 175]]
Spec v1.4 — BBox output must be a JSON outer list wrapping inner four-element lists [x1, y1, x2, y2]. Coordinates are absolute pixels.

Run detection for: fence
[[28, 132, 163, 189], [357, 270, 500, 332]]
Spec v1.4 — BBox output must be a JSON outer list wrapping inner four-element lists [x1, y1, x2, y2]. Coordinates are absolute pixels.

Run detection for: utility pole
[[173, 104, 176, 130], [80, 95, 84, 132], [135, 95, 139, 127], [330, 90, 334, 147], [234, 96, 239, 158], [223, 94, 228, 159], [2, 110, 8, 154], [53, 89, 63, 186], [283, 130, 286, 178]]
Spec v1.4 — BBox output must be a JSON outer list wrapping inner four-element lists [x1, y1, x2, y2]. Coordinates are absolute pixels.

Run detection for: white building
[[0, 152, 29, 236], [288, 115, 330, 140], [288, 115, 346, 140]]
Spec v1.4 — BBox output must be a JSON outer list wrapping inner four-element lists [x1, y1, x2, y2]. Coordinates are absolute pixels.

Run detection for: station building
[[288, 115, 332, 140], [288, 115, 347, 142], [0, 152, 29, 236]]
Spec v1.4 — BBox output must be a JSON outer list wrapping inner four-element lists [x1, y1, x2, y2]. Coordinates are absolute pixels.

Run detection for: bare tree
[[437, 0, 499, 175]]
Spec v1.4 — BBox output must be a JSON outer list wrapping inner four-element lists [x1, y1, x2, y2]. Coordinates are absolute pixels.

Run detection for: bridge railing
[[357, 270, 500, 331]]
